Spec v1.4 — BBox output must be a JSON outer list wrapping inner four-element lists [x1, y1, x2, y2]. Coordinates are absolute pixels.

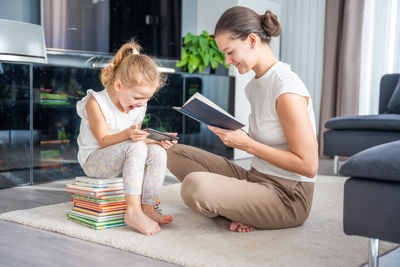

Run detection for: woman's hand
[[208, 126, 251, 151], [126, 125, 149, 142], [158, 132, 178, 150]]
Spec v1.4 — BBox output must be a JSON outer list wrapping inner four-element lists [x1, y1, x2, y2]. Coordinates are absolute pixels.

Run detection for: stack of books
[[66, 176, 127, 230]]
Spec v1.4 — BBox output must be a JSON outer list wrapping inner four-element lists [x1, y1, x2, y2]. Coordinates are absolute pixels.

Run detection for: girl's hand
[[158, 132, 178, 150], [126, 125, 149, 142], [208, 126, 251, 150]]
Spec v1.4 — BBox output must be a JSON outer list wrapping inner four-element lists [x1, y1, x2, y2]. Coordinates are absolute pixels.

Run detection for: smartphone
[[143, 128, 179, 141]]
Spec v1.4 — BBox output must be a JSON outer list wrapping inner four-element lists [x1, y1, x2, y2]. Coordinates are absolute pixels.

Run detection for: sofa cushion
[[325, 114, 400, 131], [386, 78, 400, 114], [323, 130, 400, 156], [339, 140, 400, 182]]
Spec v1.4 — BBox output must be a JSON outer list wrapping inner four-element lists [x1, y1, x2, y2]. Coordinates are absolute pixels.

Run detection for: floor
[[0, 158, 398, 267]]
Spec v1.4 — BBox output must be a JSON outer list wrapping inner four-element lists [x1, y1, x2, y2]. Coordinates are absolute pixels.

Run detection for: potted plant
[[176, 31, 229, 73]]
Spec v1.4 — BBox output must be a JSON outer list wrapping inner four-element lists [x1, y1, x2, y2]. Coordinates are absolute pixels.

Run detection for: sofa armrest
[[339, 140, 400, 182]]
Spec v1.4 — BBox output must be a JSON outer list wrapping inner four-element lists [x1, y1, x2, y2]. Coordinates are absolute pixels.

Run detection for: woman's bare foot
[[142, 204, 174, 225], [124, 211, 161, 235], [229, 222, 255, 232]]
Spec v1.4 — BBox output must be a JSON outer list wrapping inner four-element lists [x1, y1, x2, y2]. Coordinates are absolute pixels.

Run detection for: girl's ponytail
[[100, 40, 165, 90]]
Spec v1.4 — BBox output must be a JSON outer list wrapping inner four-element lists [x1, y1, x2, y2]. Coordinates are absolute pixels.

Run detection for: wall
[[181, 0, 198, 37], [0, 0, 41, 24], [195, 0, 234, 35]]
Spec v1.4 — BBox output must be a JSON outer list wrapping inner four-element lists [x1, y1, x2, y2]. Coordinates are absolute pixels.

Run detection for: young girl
[[167, 7, 318, 232], [76, 40, 177, 235]]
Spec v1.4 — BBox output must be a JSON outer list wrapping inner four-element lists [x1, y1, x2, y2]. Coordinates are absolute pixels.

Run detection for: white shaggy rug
[[0, 175, 397, 267]]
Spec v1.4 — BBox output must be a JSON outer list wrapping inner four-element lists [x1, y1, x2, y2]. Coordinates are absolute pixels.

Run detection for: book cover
[[75, 176, 123, 185], [173, 92, 244, 130], [67, 212, 126, 230], [71, 193, 125, 204], [67, 210, 125, 222], [66, 188, 124, 198], [73, 207, 125, 217], [66, 184, 123, 193], [74, 181, 122, 189], [67, 190, 124, 199], [73, 199, 126, 212]]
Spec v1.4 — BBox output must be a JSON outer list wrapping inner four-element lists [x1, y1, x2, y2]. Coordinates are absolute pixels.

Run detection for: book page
[[185, 92, 237, 120]]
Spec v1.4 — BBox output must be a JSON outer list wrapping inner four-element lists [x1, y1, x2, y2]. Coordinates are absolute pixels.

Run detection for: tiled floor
[[0, 157, 398, 266]]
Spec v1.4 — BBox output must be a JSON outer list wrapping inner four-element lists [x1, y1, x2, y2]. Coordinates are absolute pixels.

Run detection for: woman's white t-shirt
[[76, 89, 147, 167], [245, 61, 317, 182]]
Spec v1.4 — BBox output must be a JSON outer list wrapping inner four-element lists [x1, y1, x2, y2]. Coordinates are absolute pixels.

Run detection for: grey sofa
[[340, 140, 400, 267], [324, 73, 400, 174]]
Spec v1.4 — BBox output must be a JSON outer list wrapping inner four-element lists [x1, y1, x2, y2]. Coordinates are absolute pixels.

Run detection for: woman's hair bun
[[215, 6, 281, 44], [262, 10, 281, 37]]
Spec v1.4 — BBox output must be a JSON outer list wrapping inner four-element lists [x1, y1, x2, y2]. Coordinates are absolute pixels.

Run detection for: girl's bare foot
[[124, 211, 161, 235], [229, 222, 254, 232], [142, 204, 173, 225]]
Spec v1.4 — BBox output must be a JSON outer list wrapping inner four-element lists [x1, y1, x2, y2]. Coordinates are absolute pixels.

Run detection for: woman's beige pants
[[167, 144, 314, 229]]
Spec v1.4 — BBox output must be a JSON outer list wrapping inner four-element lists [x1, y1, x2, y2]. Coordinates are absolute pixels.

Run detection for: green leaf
[[214, 49, 225, 63], [188, 54, 201, 70], [176, 58, 187, 67], [191, 37, 198, 51], [198, 63, 206, 73], [202, 30, 210, 38], [176, 48, 188, 67], [210, 58, 218, 69], [181, 48, 188, 59], [188, 63, 195, 73], [210, 39, 218, 49], [202, 50, 210, 66], [199, 36, 208, 51], [187, 45, 196, 55], [184, 33, 193, 44]]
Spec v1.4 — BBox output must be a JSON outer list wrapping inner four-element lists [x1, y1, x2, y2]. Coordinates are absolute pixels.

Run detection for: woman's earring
[[252, 48, 255, 52]]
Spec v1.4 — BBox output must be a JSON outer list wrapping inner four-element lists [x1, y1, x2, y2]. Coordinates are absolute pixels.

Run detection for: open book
[[173, 92, 244, 130]]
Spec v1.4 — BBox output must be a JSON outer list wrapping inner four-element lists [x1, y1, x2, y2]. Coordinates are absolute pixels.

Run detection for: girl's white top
[[245, 61, 317, 182], [76, 89, 147, 166]]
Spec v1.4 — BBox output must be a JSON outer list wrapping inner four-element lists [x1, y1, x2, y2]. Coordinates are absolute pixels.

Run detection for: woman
[[167, 6, 318, 232]]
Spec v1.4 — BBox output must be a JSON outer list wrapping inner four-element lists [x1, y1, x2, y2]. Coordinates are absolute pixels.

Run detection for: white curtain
[[358, 0, 400, 115], [280, 0, 326, 132]]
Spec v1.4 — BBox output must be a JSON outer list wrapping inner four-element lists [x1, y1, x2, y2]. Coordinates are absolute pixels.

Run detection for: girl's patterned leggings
[[82, 140, 167, 206]]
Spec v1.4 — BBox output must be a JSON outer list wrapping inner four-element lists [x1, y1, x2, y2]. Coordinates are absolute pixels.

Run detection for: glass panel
[[0, 62, 234, 188], [0, 63, 31, 188], [30, 66, 233, 184], [145, 73, 183, 132], [43, 0, 182, 58], [181, 74, 234, 159], [32, 65, 103, 183]]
